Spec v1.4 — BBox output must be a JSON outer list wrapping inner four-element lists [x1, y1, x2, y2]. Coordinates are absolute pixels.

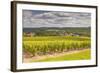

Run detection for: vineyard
[[23, 36, 91, 58]]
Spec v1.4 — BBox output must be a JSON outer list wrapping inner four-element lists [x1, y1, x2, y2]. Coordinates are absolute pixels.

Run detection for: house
[[24, 32, 35, 37], [70, 33, 80, 36]]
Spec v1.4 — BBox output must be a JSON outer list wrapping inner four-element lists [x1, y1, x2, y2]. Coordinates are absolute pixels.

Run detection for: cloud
[[23, 10, 91, 28]]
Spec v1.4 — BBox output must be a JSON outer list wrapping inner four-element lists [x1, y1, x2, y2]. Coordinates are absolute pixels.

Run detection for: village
[[23, 31, 80, 37]]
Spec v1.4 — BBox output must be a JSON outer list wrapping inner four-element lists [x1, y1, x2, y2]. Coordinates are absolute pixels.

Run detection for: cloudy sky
[[22, 10, 91, 28]]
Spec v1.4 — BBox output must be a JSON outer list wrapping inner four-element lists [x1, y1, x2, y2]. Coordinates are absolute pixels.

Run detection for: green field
[[23, 27, 91, 62], [23, 36, 91, 62], [31, 49, 91, 62]]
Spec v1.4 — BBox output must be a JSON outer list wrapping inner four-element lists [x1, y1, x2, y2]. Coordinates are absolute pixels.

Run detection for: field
[[23, 36, 90, 55], [23, 33, 91, 62], [23, 27, 91, 62]]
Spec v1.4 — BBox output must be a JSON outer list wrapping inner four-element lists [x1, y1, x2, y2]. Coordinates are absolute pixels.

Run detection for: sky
[[22, 10, 91, 28]]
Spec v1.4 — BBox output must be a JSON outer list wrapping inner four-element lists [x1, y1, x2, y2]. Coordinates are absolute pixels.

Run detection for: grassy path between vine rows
[[23, 49, 90, 63]]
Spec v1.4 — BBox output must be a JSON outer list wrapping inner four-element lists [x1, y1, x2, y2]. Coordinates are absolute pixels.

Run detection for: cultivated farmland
[[23, 36, 90, 56], [23, 27, 91, 62]]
